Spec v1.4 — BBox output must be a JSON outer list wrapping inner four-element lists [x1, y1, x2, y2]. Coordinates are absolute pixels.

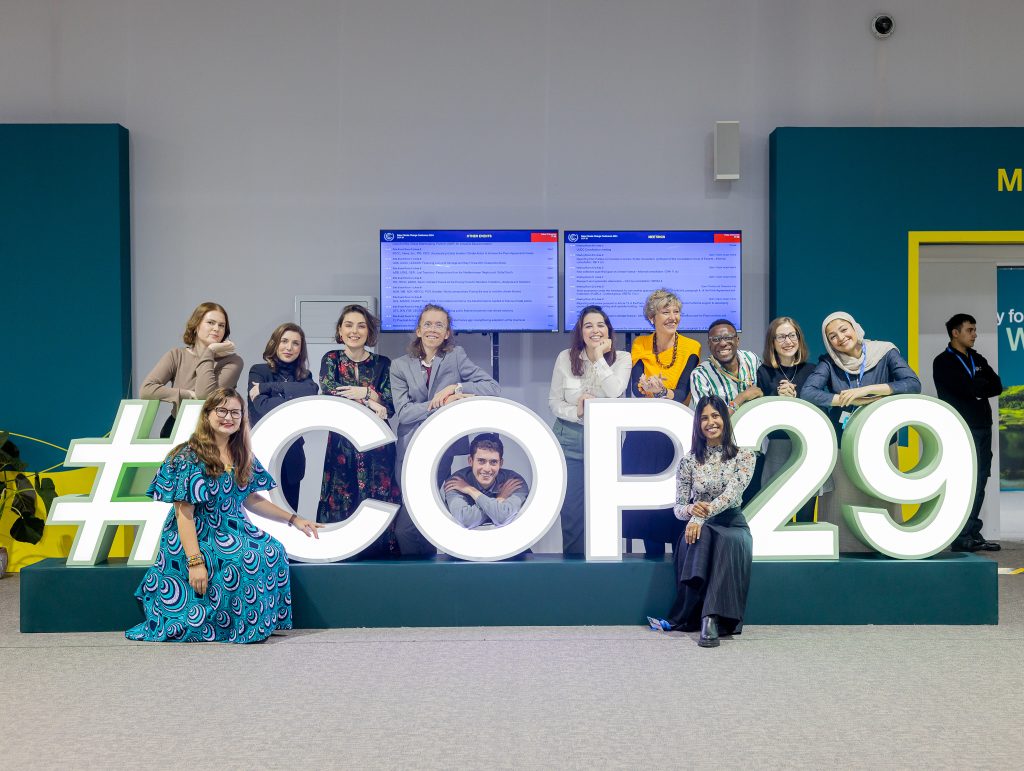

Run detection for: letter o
[[402, 397, 566, 561], [248, 395, 400, 562]]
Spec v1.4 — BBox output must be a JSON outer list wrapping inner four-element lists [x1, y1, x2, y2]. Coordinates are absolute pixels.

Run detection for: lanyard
[[946, 347, 976, 379], [843, 352, 866, 389], [712, 355, 751, 389]]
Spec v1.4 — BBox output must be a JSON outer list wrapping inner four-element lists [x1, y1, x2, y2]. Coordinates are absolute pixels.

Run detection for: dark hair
[[336, 304, 380, 347], [945, 313, 976, 338], [183, 302, 230, 346], [469, 432, 503, 459], [762, 316, 809, 368], [569, 305, 616, 376], [707, 318, 736, 335], [262, 323, 310, 380], [408, 304, 455, 358], [691, 394, 738, 464]]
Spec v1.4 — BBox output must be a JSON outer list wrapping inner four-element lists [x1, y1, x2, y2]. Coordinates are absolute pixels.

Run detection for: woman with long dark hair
[[648, 394, 756, 647], [247, 323, 318, 511], [548, 305, 630, 554], [126, 388, 321, 643]]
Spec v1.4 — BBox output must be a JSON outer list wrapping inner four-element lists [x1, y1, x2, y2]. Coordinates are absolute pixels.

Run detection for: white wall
[[5, 1, 1024, 544], [920, 245, 1024, 540]]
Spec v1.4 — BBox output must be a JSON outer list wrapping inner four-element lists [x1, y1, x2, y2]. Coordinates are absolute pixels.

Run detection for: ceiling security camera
[[871, 14, 894, 39]]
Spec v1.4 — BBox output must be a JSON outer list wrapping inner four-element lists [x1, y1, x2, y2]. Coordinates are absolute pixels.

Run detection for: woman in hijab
[[800, 311, 921, 551]]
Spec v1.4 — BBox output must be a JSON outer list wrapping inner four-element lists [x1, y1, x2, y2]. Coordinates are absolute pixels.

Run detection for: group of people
[[128, 294, 1002, 647]]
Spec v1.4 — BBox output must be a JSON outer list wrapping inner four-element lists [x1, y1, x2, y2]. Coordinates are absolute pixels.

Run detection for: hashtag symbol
[[47, 400, 204, 566]]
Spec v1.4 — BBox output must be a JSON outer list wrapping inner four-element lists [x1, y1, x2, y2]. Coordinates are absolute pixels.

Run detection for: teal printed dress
[[126, 448, 293, 643]]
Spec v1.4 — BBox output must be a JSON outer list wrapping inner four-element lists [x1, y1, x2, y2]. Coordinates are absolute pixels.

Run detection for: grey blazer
[[390, 345, 500, 462]]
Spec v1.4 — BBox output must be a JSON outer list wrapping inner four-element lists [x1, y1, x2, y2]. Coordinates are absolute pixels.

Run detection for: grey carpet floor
[[1, 544, 1021, 769]]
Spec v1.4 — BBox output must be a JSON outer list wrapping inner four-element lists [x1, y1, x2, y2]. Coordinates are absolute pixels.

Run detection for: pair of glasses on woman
[[214, 408, 243, 419]]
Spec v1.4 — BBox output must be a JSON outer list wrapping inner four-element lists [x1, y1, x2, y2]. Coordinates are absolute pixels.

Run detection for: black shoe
[[976, 540, 1002, 551], [698, 615, 720, 648], [950, 538, 980, 552]]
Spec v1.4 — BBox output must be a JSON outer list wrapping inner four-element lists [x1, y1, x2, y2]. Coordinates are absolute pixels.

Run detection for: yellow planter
[[0, 468, 135, 572]]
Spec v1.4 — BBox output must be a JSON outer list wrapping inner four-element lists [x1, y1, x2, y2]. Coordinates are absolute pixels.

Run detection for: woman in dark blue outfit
[[649, 394, 756, 648], [127, 388, 322, 643], [247, 323, 318, 511]]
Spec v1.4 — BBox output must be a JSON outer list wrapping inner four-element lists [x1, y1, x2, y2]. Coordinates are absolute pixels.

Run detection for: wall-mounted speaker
[[714, 121, 740, 181]]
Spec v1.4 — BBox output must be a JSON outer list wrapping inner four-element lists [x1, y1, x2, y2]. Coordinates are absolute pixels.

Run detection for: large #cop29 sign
[[48, 395, 976, 565]]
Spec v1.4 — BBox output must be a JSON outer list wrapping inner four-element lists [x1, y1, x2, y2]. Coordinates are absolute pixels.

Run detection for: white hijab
[[821, 311, 895, 375]]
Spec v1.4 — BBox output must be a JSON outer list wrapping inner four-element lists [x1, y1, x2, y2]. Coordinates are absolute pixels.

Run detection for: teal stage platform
[[20, 553, 997, 632]]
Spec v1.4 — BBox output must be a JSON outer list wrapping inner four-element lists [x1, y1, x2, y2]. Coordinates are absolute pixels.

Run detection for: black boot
[[698, 615, 719, 648]]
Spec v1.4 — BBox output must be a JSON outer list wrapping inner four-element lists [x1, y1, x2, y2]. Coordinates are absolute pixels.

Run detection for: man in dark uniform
[[932, 313, 1003, 552]]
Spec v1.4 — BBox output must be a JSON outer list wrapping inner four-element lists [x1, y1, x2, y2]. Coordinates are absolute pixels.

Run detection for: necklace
[[779, 362, 798, 381], [652, 334, 678, 369]]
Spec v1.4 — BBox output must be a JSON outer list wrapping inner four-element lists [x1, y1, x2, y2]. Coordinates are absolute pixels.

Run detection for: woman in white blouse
[[549, 305, 631, 554]]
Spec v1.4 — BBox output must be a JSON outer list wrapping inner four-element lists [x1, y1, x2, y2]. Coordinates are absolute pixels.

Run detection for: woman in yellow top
[[622, 289, 702, 557]]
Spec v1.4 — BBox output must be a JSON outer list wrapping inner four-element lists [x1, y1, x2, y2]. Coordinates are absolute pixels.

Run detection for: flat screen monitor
[[380, 230, 559, 332], [562, 230, 742, 332]]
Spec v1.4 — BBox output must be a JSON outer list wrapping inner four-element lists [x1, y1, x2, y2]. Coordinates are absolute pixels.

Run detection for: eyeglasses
[[214, 408, 242, 419], [709, 334, 738, 344], [421, 321, 448, 330], [775, 332, 799, 342]]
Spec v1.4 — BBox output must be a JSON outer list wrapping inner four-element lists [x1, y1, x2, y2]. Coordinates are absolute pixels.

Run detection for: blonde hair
[[643, 289, 682, 325], [407, 304, 455, 358]]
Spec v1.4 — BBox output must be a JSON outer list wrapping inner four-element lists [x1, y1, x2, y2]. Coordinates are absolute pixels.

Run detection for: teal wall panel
[[770, 127, 1024, 359], [0, 124, 131, 469]]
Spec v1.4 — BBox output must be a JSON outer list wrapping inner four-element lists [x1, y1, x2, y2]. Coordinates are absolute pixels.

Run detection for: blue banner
[[997, 266, 1024, 490]]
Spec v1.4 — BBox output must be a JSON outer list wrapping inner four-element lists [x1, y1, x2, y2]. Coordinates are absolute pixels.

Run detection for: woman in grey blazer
[[390, 304, 500, 555]]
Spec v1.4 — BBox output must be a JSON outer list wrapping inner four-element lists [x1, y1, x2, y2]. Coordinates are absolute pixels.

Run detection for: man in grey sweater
[[442, 433, 529, 529]]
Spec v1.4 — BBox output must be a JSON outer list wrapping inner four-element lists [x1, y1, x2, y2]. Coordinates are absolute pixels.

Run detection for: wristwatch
[[454, 383, 464, 395]]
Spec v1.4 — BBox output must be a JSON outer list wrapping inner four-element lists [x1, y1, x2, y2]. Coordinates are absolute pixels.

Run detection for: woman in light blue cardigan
[[389, 304, 500, 555]]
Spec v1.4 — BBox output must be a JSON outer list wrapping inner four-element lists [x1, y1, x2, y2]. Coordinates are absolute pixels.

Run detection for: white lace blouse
[[674, 446, 756, 522]]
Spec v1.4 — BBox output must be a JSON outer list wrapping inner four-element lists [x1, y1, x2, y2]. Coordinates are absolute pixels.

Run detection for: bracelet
[[288, 513, 298, 528], [186, 553, 205, 568], [728, 400, 737, 412]]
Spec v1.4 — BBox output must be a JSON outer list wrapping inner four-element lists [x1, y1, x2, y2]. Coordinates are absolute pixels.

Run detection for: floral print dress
[[317, 350, 401, 539]]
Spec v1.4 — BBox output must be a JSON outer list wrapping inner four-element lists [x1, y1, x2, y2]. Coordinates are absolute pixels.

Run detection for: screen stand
[[490, 332, 500, 383]]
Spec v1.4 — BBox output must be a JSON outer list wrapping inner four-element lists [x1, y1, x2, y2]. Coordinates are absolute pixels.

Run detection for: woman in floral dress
[[317, 304, 401, 556]]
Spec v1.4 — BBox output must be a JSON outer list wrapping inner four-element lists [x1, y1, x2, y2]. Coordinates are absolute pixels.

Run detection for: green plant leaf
[[10, 515, 44, 544], [11, 474, 37, 518], [0, 435, 27, 473], [34, 475, 57, 512]]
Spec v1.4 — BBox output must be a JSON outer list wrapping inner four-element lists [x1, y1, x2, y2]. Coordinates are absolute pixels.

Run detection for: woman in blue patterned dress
[[126, 387, 322, 643]]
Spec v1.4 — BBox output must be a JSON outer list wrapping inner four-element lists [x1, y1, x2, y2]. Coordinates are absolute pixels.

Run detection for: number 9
[[841, 395, 975, 559]]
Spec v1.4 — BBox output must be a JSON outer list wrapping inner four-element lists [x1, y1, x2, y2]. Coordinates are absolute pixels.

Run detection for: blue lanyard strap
[[843, 352, 867, 389], [947, 346, 976, 378]]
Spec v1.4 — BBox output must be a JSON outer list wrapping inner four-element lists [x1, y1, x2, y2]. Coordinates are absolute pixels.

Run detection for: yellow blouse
[[631, 333, 702, 391]]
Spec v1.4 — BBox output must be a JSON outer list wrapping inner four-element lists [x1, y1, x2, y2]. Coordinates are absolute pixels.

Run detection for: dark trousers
[[560, 456, 585, 555], [394, 436, 471, 557], [279, 440, 305, 512], [959, 427, 993, 542]]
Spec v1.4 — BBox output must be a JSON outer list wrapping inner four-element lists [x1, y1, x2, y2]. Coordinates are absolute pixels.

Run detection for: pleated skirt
[[666, 507, 752, 634]]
